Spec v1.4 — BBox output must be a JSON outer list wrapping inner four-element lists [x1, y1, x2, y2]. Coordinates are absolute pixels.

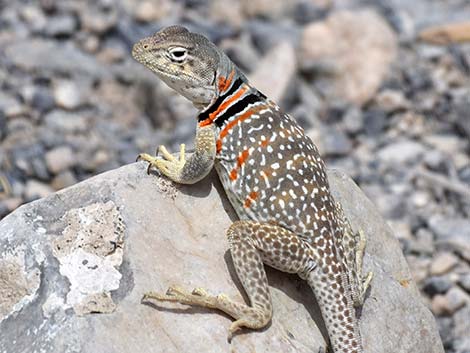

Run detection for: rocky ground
[[0, 0, 468, 352]]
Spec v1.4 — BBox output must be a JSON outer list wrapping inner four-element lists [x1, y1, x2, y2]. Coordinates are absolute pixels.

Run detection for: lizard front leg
[[137, 124, 216, 184], [142, 220, 319, 340]]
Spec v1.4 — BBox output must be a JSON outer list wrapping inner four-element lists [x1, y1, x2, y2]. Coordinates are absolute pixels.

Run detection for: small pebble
[[51, 170, 78, 190], [375, 89, 409, 112], [53, 81, 83, 110], [423, 276, 453, 296], [431, 287, 470, 316], [24, 180, 54, 201], [134, 0, 171, 22], [429, 252, 458, 276], [45, 146, 76, 174]]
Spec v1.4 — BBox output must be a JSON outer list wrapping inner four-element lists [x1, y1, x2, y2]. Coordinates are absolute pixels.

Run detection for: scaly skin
[[133, 25, 372, 353]]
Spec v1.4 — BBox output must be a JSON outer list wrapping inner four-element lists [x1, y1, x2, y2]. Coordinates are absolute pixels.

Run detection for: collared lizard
[[133, 25, 373, 353]]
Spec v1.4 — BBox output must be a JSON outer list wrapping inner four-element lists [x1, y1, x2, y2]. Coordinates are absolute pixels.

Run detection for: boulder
[[300, 9, 397, 105], [0, 163, 444, 353]]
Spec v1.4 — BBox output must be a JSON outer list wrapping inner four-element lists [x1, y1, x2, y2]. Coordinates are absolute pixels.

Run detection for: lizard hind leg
[[142, 220, 318, 340]]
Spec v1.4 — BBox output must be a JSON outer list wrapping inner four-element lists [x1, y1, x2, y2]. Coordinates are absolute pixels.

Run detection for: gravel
[[0, 0, 469, 351]]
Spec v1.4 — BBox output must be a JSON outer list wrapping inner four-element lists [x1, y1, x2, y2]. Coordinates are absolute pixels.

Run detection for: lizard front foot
[[137, 144, 186, 181]]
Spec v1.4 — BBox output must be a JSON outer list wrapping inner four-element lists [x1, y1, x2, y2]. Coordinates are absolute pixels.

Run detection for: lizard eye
[[169, 47, 188, 62]]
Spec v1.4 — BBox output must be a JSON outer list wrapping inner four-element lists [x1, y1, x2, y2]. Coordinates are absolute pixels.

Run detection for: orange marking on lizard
[[229, 169, 238, 181], [217, 76, 225, 91], [237, 149, 250, 167], [218, 69, 235, 93], [216, 104, 267, 153], [216, 140, 222, 153], [199, 84, 248, 127], [259, 168, 273, 185], [244, 191, 258, 208], [262, 168, 272, 177], [229, 148, 250, 182]]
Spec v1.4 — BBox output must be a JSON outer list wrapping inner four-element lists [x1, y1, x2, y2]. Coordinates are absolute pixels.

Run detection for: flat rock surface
[[0, 163, 444, 353]]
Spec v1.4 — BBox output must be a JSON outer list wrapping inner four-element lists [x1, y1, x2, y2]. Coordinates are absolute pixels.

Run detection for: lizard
[[132, 25, 373, 353]]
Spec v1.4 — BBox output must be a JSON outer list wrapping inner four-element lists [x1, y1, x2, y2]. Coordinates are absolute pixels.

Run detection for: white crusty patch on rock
[[52, 201, 125, 315], [0, 248, 41, 323], [42, 292, 66, 319]]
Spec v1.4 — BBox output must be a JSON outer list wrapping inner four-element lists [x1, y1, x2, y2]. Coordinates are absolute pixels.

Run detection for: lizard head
[[132, 25, 237, 110]]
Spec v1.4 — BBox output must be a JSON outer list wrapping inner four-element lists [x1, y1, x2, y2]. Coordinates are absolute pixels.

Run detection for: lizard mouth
[[134, 53, 202, 86], [132, 43, 201, 85]]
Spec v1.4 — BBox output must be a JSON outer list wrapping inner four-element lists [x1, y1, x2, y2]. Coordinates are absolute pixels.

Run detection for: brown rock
[[133, 0, 172, 23], [431, 294, 449, 316], [24, 180, 54, 200], [375, 89, 410, 112], [81, 9, 117, 35], [432, 287, 469, 315], [45, 146, 76, 174], [51, 170, 78, 190], [1, 197, 23, 211], [301, 9, 397, 105], [240, 0, 293, 19], [419, 21, 470, 45], [210, 0, 244, 28], [429, 252, 459, 276]]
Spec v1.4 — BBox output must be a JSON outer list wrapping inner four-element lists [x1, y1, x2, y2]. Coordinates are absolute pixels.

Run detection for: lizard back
[[199, 70, 341, 247]]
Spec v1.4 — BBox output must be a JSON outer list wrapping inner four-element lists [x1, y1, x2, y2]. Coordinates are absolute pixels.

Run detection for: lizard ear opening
[[211, 71, 217, 86]]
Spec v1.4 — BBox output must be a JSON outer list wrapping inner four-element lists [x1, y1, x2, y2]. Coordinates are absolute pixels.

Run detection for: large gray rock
[[0, 163, 444, 353], [4, 39, 106, 78]]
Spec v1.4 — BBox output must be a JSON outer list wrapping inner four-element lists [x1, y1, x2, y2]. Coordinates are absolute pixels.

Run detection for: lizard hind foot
[[352, 230, 373, 307], [142, 286, 219, 308], [141, 285, 270, 341]]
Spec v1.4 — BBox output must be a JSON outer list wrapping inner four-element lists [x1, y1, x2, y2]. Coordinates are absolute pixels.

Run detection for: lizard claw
[[227, 319, 245, 342], [136, 153, 161, 175], [192, 287, 209, 296], [136, 144, 185, 181]]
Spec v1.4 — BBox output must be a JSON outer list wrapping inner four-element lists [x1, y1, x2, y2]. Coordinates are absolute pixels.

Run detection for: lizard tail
[[306, 264, 363, 353]]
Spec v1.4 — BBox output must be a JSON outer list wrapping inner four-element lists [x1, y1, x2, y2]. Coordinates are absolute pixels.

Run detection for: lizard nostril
[[143, 44, 149, 49]]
